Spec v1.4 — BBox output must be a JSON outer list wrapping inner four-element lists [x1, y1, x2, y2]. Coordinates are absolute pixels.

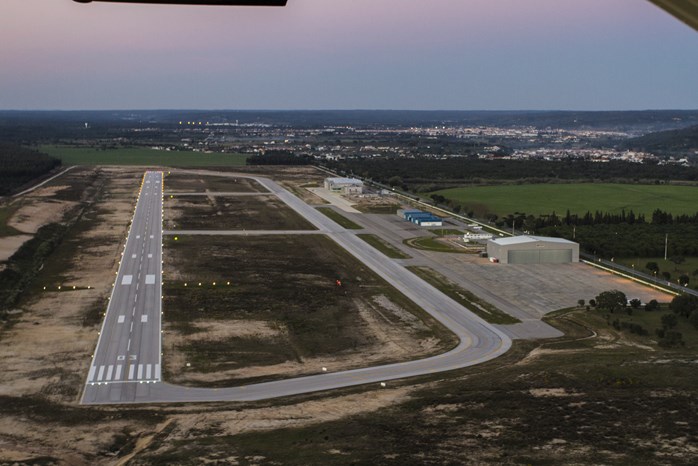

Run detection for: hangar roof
[[491, 235, 577, 246]]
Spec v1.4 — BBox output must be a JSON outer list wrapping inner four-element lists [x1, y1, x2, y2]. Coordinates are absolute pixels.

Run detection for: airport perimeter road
[[81, 171, 164, 404], [80, 170, 511, 405]]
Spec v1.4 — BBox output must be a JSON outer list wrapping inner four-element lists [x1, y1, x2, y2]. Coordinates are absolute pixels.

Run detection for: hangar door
[[508, 248, 572, 264]]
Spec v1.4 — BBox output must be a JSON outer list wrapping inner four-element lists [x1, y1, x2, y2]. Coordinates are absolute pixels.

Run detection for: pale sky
[[1, 0, 696, 110]]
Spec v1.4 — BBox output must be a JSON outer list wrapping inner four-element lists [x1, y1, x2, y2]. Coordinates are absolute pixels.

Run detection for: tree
[[577, 299, 585, 307], [589, 299, 597, 307], [658, 330, 684, 348], [388, 176, 403, 188], [669, 294, 698, 318], [661, 313, 678, 329], [645, 262, 660, 274], [645, 299, 660, 312], [670, 256, 685, 271], [679, 275, 690, 286], [662, 271, 672, 281], [595, 290, 627, 313], [689, 310, 698, 329], [629, 298, 642, 309]]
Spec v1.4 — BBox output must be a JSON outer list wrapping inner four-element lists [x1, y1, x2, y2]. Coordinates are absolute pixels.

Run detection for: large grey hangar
[[487, 235, 579, 264]]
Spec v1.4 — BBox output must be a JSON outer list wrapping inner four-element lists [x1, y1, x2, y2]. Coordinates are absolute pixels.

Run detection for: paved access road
[[82, 170, 512, 404], [82, 171, 164, 404]]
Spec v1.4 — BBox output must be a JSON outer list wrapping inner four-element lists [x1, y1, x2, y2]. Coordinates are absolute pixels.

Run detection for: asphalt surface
[[81, 171, 164, 404], [82, 170, 512, 404]]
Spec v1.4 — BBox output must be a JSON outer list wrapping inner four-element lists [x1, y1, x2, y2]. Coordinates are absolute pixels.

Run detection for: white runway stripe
[[115, 365, 122, 381], [155, 364, 161, 380], [122, 275, 133, 285], [97, 365, 105, 381], [128, 364, 135, 380], [88, 366, 96, 382], [146, 364, 152, 379], [106, 365, 113, 381], [138, 364, 143, 379]]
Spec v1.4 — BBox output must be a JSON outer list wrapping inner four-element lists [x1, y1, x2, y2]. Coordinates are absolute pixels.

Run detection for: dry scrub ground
[[0, 167, 438, 464]]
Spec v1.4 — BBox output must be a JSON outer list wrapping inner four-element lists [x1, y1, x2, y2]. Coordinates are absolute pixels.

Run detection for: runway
[[81, 171, 164, 404], [82, 170, 512, 404]]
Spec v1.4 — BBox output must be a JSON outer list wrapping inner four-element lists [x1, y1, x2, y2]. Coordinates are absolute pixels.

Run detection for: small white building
[[463, 232, 494, 242], [324, 177, 364, 195]]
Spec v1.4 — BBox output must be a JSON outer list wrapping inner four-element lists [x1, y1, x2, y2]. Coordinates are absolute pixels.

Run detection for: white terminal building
[[487, 235, 579, 264], [324, 177, 364, 195]]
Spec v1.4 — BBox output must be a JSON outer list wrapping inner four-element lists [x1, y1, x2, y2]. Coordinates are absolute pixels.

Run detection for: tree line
[[0, 143, 60, 196], [324, 158, 698, 189]]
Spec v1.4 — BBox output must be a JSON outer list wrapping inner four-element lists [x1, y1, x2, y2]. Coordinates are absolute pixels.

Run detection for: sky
[[0, 0, 697, 111]]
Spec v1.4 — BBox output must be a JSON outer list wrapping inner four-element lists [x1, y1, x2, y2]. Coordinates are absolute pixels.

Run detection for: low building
[[486, 235, 579, 264], [399, 209, 443, 227], [463, 232, 494, 241], [324, 177, 364, 194]]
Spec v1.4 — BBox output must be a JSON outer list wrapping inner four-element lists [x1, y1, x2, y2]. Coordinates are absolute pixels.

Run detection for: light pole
[[664, 233, 668, 261]]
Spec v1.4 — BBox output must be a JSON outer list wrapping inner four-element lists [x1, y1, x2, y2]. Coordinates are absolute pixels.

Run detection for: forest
[[0, 143, 61, 196], [324, 158, 698, 191]]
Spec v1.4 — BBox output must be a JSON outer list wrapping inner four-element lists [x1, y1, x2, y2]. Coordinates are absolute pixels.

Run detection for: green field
[[40, 145, 248, 167], [357, 234, 411, 259], [433, 183, 698, 217], [316, 207, 363, 230], [616, 257, 698, 288]]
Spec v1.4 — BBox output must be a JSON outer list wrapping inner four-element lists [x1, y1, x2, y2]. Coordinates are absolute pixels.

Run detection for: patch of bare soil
[[7, 198, 78, 234], [529, 388, 582, 398]]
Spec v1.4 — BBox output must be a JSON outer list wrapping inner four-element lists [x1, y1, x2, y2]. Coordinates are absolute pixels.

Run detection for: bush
[[645, 299, 659, 312], [658, 330, 684, 348], [661, 313, 678, 329]]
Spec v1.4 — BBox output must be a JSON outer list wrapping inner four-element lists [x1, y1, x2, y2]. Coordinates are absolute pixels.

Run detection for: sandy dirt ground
[[7, 198, 78, 234]]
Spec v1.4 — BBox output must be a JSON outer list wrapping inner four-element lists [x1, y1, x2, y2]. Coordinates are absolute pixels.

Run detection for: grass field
[[162, 234, 456, 386], [403, 236, 470, 254], [164, 173, 267, 193], [40, 145, 248, 167], [316, 207, 363, 230], [357, 234, 411, 259], [616, 257, 698, 287], [433, 183, 698, 217], [164, 195, 316, 231]]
